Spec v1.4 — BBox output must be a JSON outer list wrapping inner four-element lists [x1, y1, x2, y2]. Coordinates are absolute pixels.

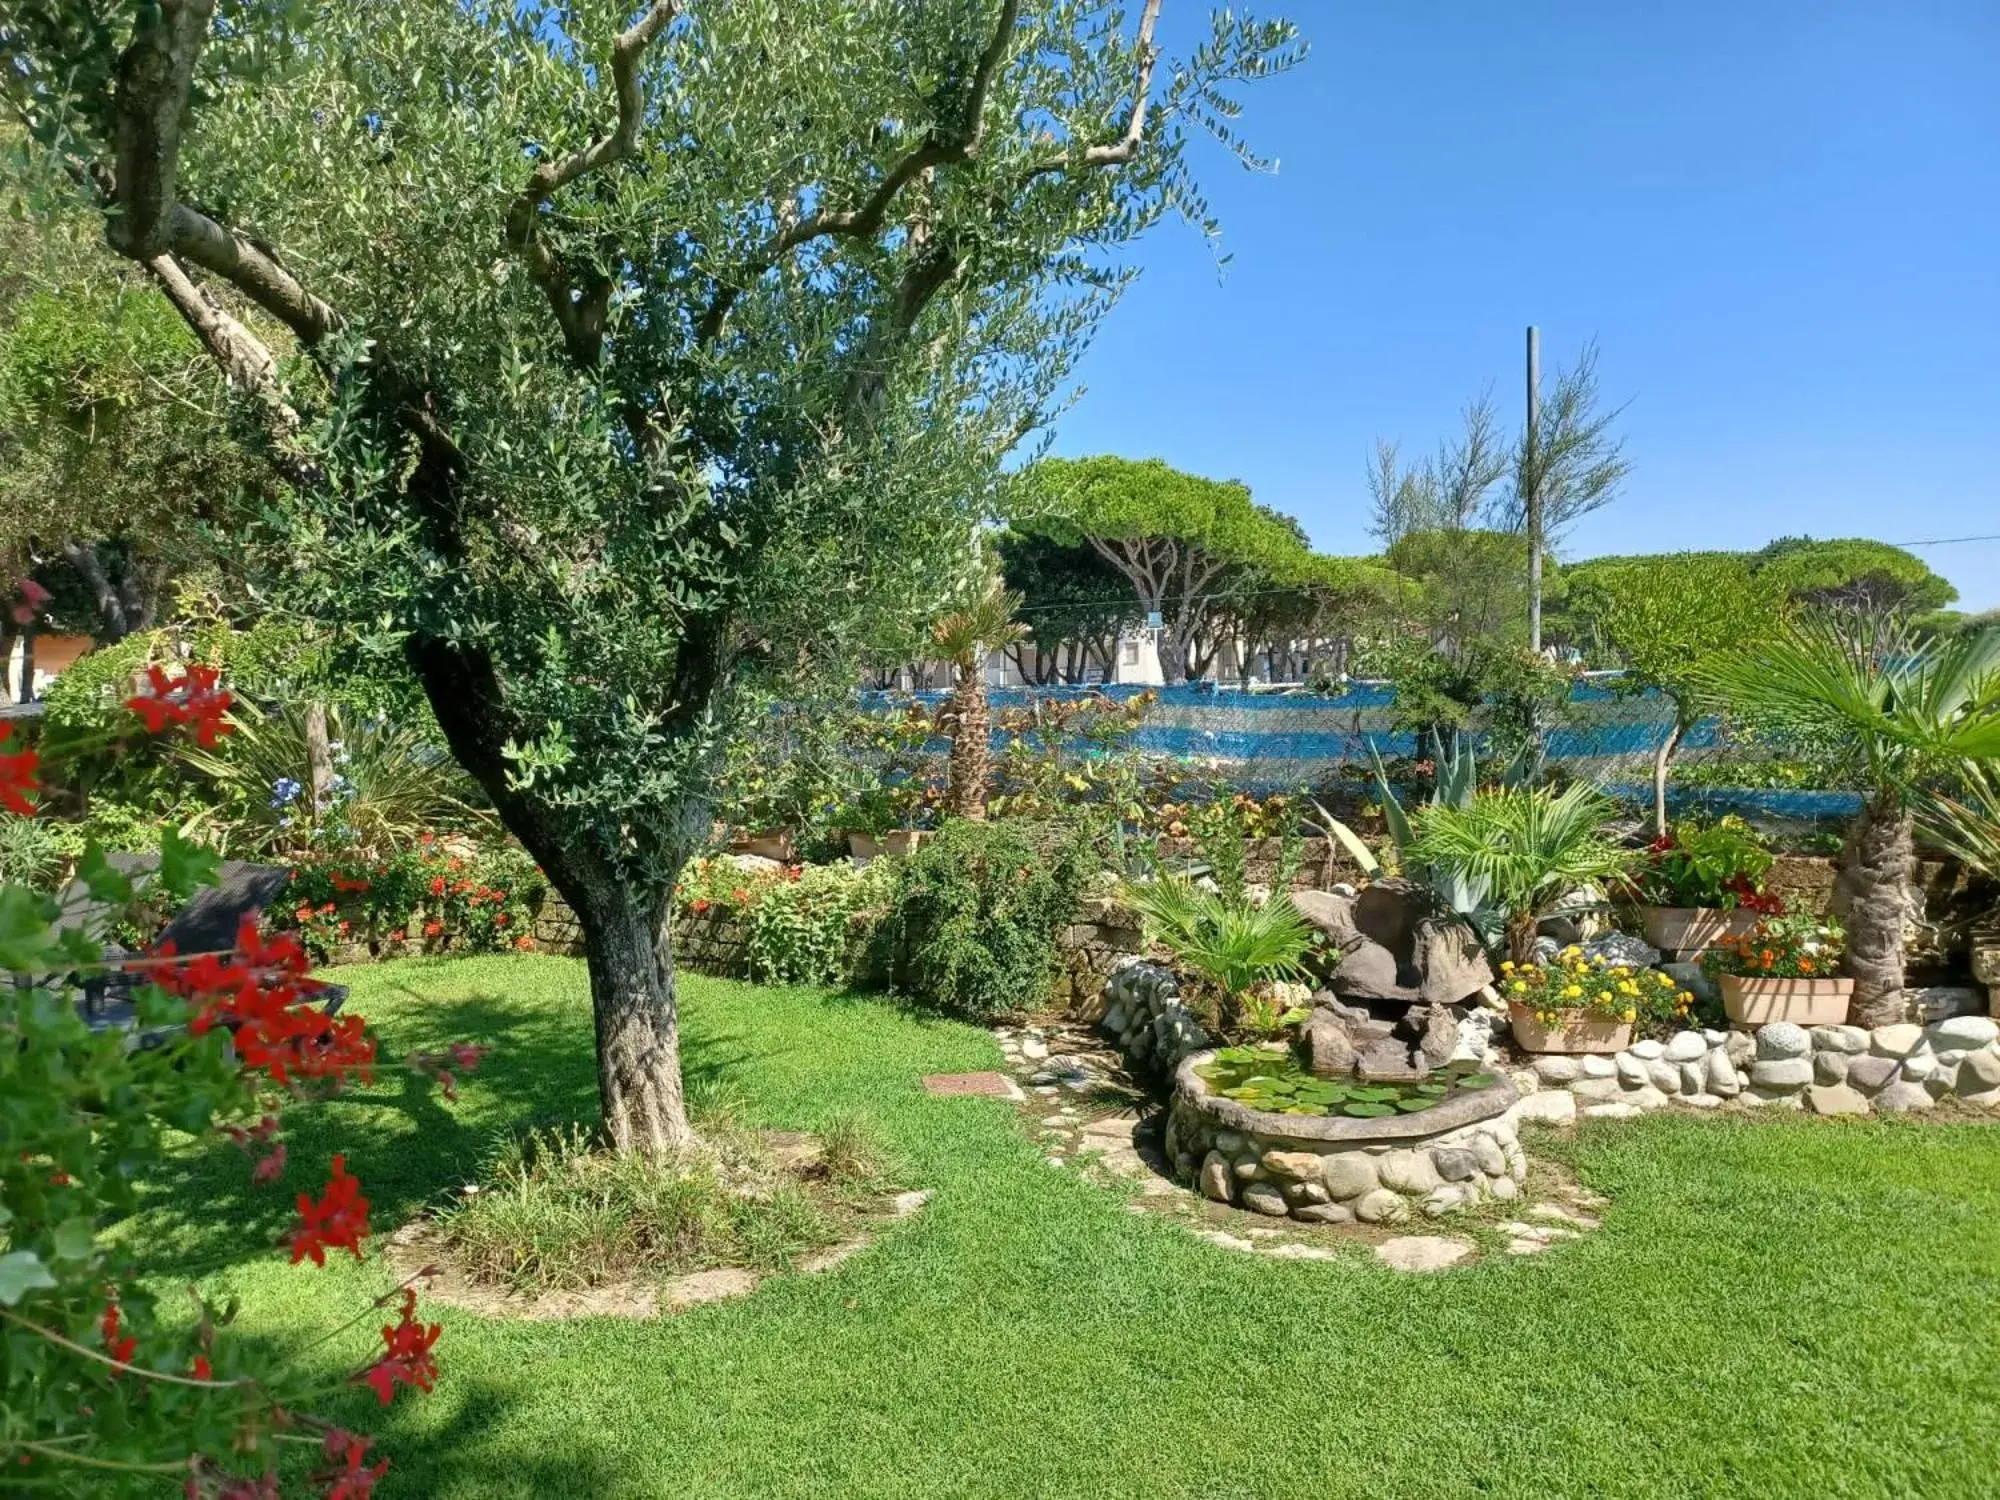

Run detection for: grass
[[138, 954, 2000, 1499]]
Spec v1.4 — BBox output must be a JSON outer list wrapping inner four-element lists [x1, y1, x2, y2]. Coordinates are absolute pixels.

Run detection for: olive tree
[[4, 0, 1298, 1151]]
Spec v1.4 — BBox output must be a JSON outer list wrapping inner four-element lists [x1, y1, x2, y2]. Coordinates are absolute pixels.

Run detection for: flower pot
[[847, 832, 881, 860], [1507, 1001, 1633, 1055], [1719, 974, 1852, 1027], [880, 829, 929, 856], [731, 829, 795, 862], [1640, 906, 1761, 955]]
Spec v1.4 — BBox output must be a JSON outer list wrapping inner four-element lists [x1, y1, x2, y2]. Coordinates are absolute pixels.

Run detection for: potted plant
[[1704, 913, 1851, 1026], [1500, 946, 1693, 1053], [1629, 816, 1783, 954]]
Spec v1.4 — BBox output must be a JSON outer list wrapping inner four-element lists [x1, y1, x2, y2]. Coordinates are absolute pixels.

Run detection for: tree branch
[[1021, 0, 1162, 183], [504, 2, 679, 367], [104, 0, 215, 259], [696, 0, 1019, 346]]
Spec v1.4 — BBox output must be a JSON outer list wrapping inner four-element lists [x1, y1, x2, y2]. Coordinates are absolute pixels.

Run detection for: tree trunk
[[568, 875, 692, 1154], [16, 629, 35, 703], [305, 701, 334, 811], [1651, 718, 1687, 839], [1506, 911, 1540, 968], [1837, 792, 1914, 1028], [943, 656, 990, 820]]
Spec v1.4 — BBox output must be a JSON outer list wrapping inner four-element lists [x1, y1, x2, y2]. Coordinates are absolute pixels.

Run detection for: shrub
[[887, 819, 1098, 1019], [1122, 873, 1313, 1000], [1629, 817, 1779, 911], [741, 861, 896, 986], [276, 838, 545, 959]]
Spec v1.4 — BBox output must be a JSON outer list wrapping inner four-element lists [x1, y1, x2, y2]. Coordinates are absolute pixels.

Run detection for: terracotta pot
[[1720, 973, 1853, 1027], [1640, 906, 1761, 955], [731, 830, 795, 862], [1507, 1001, 1633, 1055]]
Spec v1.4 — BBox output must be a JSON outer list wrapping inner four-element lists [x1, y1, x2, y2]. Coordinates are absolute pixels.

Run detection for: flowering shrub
[[673, 857, 893, 987], [276, 839, 544, 960], [0, 654, 468, 1495], [1500, 946, 1694, 1027], [1629, 817, 1782, 912], [1703, 914, 1846, 980]]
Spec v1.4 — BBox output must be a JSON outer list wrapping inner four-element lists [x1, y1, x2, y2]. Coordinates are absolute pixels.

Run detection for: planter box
[[847, 830, 929, 860], [1507, 1001, 1632, 1055], [731, 830, 795, 862], [1640, 906, 1761, 955], [1720, 973, 1852, 1027]]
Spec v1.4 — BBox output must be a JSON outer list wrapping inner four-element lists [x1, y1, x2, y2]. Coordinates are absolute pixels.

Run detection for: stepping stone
[[921, 1072, 1023, 1100], [1375, 1236, 1474, 1273], [1263, 1243, 1338, 1261], [664, 1268, 759, 1311], [1528, 1204, 1600, 1230]]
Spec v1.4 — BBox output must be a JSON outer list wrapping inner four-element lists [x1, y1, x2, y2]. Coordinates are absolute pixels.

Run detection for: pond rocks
[[1303, 880, 1492, 1007], [1804, 1083, 1871, 1116], [1240, 1181, 1291, 1217], [1415, 1002, 1461, 1072], [1304, 1011, 1357, 1079]]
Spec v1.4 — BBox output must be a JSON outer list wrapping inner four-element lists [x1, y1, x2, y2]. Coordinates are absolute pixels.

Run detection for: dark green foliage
[[887, 819, 1097, 1019]]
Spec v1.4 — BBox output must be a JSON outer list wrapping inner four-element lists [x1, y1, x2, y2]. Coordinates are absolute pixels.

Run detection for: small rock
[[1960, 1086, 2000, 1111], [1706, 1051, 1743, 1097], [1750, 1058, 1812, 1089], [1488, 1176, 1520, 1200], [1353, 1188, 1409, 1224], [1214, 1129, 1246, 1154], [1471, 1136, 1507, 1177], [1814, 1052, 1853, 1085], [1580, 1054, 1619, 1078], [1375, 1235, 1474, 1272], [1869, 1024, 1925, 1059], [1743, 1086, 1804, 1109], [1629, 1039, 1667, 1061], [1583, 932, 1661, 968], [1805, 1083, 1871, 1116], [1677, 1061, 1706, 1095], [1232, 1155, 1263, 1182], [1872, 1080, 1935, 1114], [1810, 1024, 1871, 1054], [1724, 1032, 1757, 1067], [1614, 1053, 1650, 1085], [1626, 1085, 1672, 1111], [1241, 1181, 1291, 1217], [1663, 1031, 1709, 1063], [1262, 1150, 1323, 1183], [1509, 1090, 1577, 1126], [1320, 1154, 1379, 1200], [1678, 1093, 1725, 1108], [1532, 1055, 1582, 1084], [1583, 1102, 1640, 1119], [1199, 1151, 1236, 1204], [1646, 1060, 1682, 1094], [1292, 1201, 1354, 1224], [1431, 1147, 1480, 1182], [1283, 1179, 1331, 1206], [1900, 1053, 1942, 1084], [1959, 1049, 2000, 1089], [1570, 1077, 1624, 1102], [1845, 1054, 1901, 1091], [1928, 1015, 2000, 1050], [1378, 1150, 1442, 1195], [1021, 1038, 1049, 1060], [1421, 1184, 1470, 1216], [1755, 1022, 1811, 1059]]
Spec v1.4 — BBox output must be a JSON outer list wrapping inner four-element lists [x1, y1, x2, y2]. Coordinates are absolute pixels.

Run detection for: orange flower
[[1798, 957, 1815, 974]]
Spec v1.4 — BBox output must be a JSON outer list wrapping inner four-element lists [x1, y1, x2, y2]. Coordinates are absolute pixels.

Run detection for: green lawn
[[143, 955, 2000, 1499]]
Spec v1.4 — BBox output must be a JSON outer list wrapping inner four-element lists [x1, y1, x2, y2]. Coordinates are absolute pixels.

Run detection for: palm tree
[[932, 583, 1027, 822], [1403, 782, 1633, 965], [1697, 618, 2000, 1026], [1919, 762, 2000, 882]]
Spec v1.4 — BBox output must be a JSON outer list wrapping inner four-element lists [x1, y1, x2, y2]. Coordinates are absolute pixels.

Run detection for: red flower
[[423, 920, 444, 938], [730, 888, 749, 904], [289, 1155, 370, 1267], [319, 1430, 390, 1500], [513, 934, 534, 951], [0, 727, 39, 816], [99, 1300, 137, 1366], [361, 1290, 441, 1405], [295, 903, 315, 923], [190, 1354, 213, 1381], [252, 1144, 288, 1185], [429, 876, 446, 896], [124, 662, 234, 746], [493, 913, 509, 928]]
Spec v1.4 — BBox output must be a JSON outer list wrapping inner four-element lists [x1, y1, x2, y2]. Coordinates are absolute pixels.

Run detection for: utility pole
[[1524, 324, 1543, 655]]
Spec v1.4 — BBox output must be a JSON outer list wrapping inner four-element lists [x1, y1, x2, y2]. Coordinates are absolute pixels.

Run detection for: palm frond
[[1122, 874, 1313, 997], [1916, 763, 2000, 880], [1405, 783, 1631, 927]]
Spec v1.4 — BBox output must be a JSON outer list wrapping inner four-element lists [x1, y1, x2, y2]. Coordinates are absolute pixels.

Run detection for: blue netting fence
[[854, 675, 1862, 827]]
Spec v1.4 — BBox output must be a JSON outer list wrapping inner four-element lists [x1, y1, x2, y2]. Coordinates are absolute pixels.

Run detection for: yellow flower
[[1657, 971, 1676, 987], [1562, 983, 1582, 999], [1597, 990, 1613, 1003], [1500, 960, 1516, 973], [1510, 980, 1528, 994], [1618, 980, 1639, 996], [1622, 1007, 1638, 1023], [1561, 945, 1582, 959]]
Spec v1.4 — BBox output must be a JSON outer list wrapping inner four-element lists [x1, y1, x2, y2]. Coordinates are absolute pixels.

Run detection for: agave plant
[[1696, 616, 2000, 1026], [1404, 782, 1634, 965], [931, 582, 1028, 822], [1121, 872, 1314, 1001], [180, 702, 488, 856]]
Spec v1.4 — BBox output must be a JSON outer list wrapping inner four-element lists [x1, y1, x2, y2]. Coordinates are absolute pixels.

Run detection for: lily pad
[[1394, 1097, 1437, 1113], [1342, 1102, 1397, 1119]]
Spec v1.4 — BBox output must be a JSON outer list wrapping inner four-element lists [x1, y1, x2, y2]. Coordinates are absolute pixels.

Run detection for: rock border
[[1172, 1049, 1517, 1144]]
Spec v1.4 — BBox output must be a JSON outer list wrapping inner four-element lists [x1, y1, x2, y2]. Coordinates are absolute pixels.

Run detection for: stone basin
[[1167, 1049, 1524, 1226]]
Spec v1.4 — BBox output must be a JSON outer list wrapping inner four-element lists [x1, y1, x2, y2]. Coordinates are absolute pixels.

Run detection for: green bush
[[675, 856, 894, 987], [887, 819, 1098, 1019]]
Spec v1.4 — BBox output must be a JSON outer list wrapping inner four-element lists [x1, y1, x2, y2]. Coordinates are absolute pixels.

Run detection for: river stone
[[1570, 1077, 1624, 1102], [1413, 919, 1496, 1006], [1815, 1051, 1853, 1085], [1811, 1025, 1871, 1054], [1232, 1153, 1264, 1181], [1375, 1235, 1473, 1272], [1705, 1051, 1743, 1096], [1262, 1150, 1324, 1183], [1615, 1053, 1650, 1085], [1960, 1049, 2000, 1089], [1646, 1060, 1682, 1094], [1909, 987, 1987, 1023], [1755, 1022, 1811, 1060], [1900, 1053, 1941, 1084], [1283, 1179, 1331, 1206], [1292, 889, 1363, 949], [1626, 1085, 1672, 1111], [1744, 1086, 1804, 1109], [1199, 1151, 1235, 1204], [1629, 1039, 1667, 1061], [1353, 1188, 1409, 1224], [1580, 1054, 1619, 1079], [1845, 1054, 1900, 1092], [1872, 1080, 1935, 1114], [1532, 1055, 1581, 1084], [1680, 1093, 1725, 1108], [1241, 1181, 1291, 1217], [1584, 1102, 1641, 1119], [1320, 1153, 1379, 1200], [1805, 1083, 1871, 1116], [1422, 1184, 1471, 1216], [1509, 1090, 1577, 1126], [1489, 1175, 1520, 1199], [1214, 1129, 1247, 1154], [1584, 932, 1661, 968], [1724, 1031, 1757, 1067], [1333, 939, 1421, 1003], [1378, 1149, 1442, 1195], [1678, 1061, 1706, 1095], [1750, 1058, 1812, 1089], [1293, 1201, 1354, 1224], [1663, 1031, 1709, 1063], [1472, 1136, 1507, 1176], [1929, 1015, 2000, 1050], [1870, 1024, 1925, 1058]]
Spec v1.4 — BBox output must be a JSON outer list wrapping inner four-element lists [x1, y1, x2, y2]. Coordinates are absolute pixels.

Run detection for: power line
[[1885, 533, 2000, 548]]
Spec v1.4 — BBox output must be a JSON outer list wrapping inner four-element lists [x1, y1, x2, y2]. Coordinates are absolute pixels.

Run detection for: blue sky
[[1049, 0, 2000, 610]]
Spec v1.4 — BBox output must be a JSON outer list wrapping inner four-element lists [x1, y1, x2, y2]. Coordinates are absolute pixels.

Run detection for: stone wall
[[1149, 834, 1368, 893], [1510, 1014, 2000, 1121]]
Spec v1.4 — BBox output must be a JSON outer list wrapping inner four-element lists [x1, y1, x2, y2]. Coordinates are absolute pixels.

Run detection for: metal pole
[[1525, 324, 1542, 654]]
